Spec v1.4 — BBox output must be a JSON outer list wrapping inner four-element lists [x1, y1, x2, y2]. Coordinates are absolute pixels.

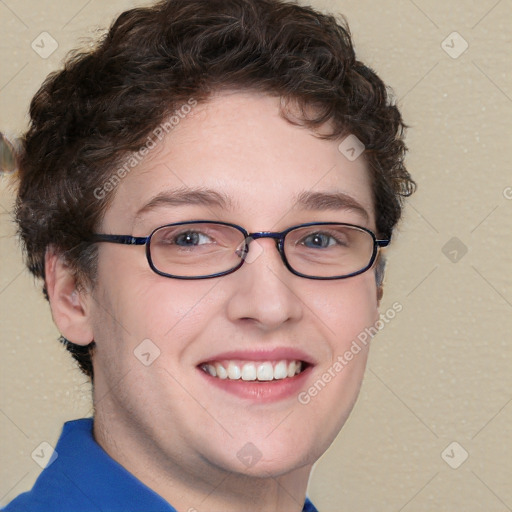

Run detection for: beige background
[[1, 0, 511, 510]]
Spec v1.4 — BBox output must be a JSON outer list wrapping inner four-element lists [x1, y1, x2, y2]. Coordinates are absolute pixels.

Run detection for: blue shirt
[[3, 419, 318, 512]]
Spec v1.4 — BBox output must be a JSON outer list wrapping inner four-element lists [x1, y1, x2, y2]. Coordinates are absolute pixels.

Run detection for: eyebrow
[[135, 187, 234, 219], [134, 187, 369, 222], [293, 191, 370, 222]]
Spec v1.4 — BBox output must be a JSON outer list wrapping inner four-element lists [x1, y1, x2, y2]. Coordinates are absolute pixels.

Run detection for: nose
[[225, 238, 303, 330]]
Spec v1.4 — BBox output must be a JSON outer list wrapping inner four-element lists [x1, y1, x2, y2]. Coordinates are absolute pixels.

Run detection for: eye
[[301, 232, 341, 249], [173, 231, 212, 246]]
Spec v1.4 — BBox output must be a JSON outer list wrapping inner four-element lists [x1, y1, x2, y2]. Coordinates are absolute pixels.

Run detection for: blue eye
[[302, 233, 338, 248], [174, 231, 212, 246]]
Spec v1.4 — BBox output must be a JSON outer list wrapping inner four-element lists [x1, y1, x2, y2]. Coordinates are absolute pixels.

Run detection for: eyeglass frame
[[89, 220, 390, 280]]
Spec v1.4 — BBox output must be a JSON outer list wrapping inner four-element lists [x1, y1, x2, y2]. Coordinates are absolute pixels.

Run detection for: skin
[[46, 92, 381, 512]]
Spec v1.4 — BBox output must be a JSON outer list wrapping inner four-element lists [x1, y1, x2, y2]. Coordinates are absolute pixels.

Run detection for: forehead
[[101, 92, 375, 232]]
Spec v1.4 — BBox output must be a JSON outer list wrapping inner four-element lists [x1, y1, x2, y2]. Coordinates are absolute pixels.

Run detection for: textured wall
[[1, 0, 511, 510]]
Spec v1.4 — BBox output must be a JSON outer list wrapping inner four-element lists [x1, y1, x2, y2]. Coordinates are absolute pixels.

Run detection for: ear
[[45, 249, 94, 346]]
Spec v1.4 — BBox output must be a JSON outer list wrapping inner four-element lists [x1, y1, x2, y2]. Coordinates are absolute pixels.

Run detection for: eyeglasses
[[90, 221, 389, 280]]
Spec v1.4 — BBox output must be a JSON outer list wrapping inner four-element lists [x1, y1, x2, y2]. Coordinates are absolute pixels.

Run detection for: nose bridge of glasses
[[247, 231, 284, 251], [241, 232, 285, 264], [248, 231, 282, 242]]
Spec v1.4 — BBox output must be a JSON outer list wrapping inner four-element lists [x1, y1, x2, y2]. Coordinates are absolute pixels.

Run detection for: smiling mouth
[[199, 360, 307, 382]]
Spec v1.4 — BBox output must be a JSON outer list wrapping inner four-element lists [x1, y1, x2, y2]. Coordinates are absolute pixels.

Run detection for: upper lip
[[198, 347, 317, 366]]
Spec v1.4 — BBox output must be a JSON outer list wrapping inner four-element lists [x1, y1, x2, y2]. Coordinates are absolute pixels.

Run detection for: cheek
[[306, 272, 379, 349], [92, 265, 222, 363], [92, 245, 206, 342], [296, 274, 378, 445], [133, 279, 223, 341], [89, 271, 222, 418]]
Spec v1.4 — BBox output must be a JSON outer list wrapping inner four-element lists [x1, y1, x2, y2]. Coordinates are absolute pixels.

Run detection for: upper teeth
[[202, 360, 303, 381]]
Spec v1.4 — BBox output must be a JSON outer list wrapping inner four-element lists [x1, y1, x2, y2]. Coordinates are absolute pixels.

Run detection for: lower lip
[[197, 366, 312, 403]]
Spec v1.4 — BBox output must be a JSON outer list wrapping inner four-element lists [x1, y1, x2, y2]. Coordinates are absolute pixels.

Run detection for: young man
[[4, 0, 414, 510]]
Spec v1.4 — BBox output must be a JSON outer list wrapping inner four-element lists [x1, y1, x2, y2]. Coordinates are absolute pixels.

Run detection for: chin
[[205, 432, 326, 479]]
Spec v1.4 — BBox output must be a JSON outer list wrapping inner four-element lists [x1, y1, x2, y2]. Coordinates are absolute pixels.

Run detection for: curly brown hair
[[15, 0, 415, 377]]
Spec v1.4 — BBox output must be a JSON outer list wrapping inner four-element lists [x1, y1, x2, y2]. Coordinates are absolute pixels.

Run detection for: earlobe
[[45, 249, 94, 346]]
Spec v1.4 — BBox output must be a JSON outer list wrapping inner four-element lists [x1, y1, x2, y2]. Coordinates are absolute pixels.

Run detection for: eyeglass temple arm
[[89, 234, 148, 245]]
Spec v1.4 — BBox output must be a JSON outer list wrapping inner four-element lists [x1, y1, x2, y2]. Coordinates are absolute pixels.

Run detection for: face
[[87, 92, 380, 482]]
